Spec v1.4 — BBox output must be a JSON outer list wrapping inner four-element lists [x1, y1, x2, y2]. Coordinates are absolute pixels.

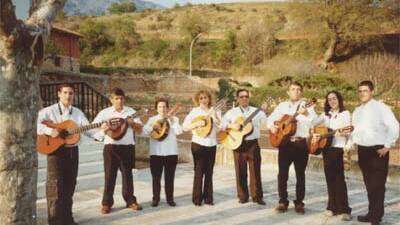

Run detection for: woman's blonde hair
[[193, 90, 212, 108]]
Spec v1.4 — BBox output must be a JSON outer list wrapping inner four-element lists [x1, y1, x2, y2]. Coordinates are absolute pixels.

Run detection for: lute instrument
[[191, 98, 226, 138], [150, 104, 182, 141]]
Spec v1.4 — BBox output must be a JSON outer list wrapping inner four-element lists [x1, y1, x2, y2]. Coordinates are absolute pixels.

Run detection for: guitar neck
[[70, 122, 104, 134], [243, 108, 262, 126]]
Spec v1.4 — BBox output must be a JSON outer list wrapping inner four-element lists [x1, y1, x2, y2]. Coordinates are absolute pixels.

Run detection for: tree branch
[[27, 0, 66, 33], [0, 0, 18, 37]]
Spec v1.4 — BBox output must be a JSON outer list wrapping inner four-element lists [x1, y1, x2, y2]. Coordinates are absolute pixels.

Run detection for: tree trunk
[[0, 43, 40, 225], [0, 1, 67, 224]]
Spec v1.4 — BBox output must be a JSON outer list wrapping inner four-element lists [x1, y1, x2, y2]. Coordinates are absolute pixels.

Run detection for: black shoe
[[151, 200, 159, 207], [193, 202, 202, 206], [357, 214, 381, 223], [167, 201, 177, 207], [357, 214, 370, 223], [239, 199, 249, 204], [204, 201, 214, 206]]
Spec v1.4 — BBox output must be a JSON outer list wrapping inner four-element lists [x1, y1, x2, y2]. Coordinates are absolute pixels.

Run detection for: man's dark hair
[[110, 87, 125, 97], [358, 80, 374, 91]]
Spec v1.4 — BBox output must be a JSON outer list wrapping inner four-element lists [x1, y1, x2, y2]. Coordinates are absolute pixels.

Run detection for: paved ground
[[36, 138, 400, 225]]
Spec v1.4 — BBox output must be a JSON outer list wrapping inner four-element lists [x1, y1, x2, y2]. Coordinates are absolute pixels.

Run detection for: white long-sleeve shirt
[[351, 99, 399, 148], [312, 110, 351, 148], [143, 115, 183, 156], [182, 106, 220, 147], [92, 106, 142, 145], [37, 103, 94, 146], [267, 100, 317, 138], [221, 106, 268, 141]]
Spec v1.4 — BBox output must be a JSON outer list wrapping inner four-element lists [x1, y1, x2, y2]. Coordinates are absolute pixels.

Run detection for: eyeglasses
[[239, 95, 249, 99]]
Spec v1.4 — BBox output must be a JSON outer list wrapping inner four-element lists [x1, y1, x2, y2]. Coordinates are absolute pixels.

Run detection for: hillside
[[55, 2, 399, 100]]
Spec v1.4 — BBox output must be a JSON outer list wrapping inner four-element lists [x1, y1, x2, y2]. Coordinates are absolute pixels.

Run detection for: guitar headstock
[[340, 125, 354, 133], [215, 98, 227, 111], [167, 103, 182, 117], [305, 98, 317, 108]]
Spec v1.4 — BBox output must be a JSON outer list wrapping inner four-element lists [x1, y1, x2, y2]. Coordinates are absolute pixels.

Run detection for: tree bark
[[0, 1, 66, 224]]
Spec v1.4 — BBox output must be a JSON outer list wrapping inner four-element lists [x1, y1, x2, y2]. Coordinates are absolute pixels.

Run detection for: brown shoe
[[127, 202, 143, 211], [275, 203, 288, 213], [101, 205, 111, 214], [295, 204, 305, 214]]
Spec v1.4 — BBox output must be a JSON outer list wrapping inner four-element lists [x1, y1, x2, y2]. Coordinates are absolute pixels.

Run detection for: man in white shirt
[[92, 88, 143, 214], [350, 80, 399, 225], [222, 89, 268, 205], [267, 81, 317, 214], [37, 84, 93, 225]]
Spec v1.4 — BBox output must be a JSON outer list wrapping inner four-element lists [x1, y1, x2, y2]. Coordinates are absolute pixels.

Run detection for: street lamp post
[[189, 33, 202, 76]]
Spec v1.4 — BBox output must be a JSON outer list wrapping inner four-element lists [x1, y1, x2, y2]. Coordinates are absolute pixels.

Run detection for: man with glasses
[[267, 81, 317, 214], [349, 80, 399, 225], [221, 89, 268, 205]]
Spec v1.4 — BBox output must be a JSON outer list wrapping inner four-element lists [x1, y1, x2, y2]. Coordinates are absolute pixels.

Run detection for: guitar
[[150, 104, 182, 141], [308, 125, 354, 155], [191, 98, 227, 138], [269, 98, 317, 148], [37, 120, 104, 155], [36, 112, 140, 154], [218, 100, 268, 150]]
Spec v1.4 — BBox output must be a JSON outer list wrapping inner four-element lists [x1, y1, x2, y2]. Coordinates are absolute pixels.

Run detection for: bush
[[79, 20, 114, 55], [108, 2, 136, 14], [237, 22, 278, 65]]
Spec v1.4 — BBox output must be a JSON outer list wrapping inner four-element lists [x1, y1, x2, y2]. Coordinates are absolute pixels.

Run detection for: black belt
[[289, 136, 306, 142]]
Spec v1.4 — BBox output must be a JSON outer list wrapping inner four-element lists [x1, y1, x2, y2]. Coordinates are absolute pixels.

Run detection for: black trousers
[[358, 145, 389, 223], [102, 144, 136, 207], [150, 155, 178, 202], [323, 147, 351, 214], [233, 139, 263, 201], [46, 146, 79, 225], [278, 139, 309, 206], [191, 143, 216, 204]]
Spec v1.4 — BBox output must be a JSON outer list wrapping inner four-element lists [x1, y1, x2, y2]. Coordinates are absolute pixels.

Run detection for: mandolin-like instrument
[[191, 98, 226, 138], [150, 104, 182, 141]]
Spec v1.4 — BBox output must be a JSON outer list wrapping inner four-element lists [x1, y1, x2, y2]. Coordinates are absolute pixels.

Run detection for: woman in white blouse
[[143, 98, 183, 207], [312, 91, 352, 221], [182, 90, 221, 206]]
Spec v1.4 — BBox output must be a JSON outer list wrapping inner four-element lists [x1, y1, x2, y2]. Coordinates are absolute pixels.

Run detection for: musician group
[[37, 80, 399, 225]]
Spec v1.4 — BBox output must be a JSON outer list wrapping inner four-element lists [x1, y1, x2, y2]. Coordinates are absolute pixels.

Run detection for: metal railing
[[39, 81, 111, 121]]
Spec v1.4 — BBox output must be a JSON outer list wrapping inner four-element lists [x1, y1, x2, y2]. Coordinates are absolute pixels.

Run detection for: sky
[[13, 0, 282, 19]]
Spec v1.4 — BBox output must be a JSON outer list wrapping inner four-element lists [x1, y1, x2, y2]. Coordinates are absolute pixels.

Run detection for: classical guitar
[[308, 125, 354, 155], [191, 98, 226, 138], [218, 104, 266, 150], [37, 120, 104, 155], [150, 104, 182, 141], [269, 98, 317, 148]]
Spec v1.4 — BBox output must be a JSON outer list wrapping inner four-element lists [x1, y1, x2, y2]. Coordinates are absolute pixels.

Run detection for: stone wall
[[40, 71, 222, 102], [42, 56, 80, 73]]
